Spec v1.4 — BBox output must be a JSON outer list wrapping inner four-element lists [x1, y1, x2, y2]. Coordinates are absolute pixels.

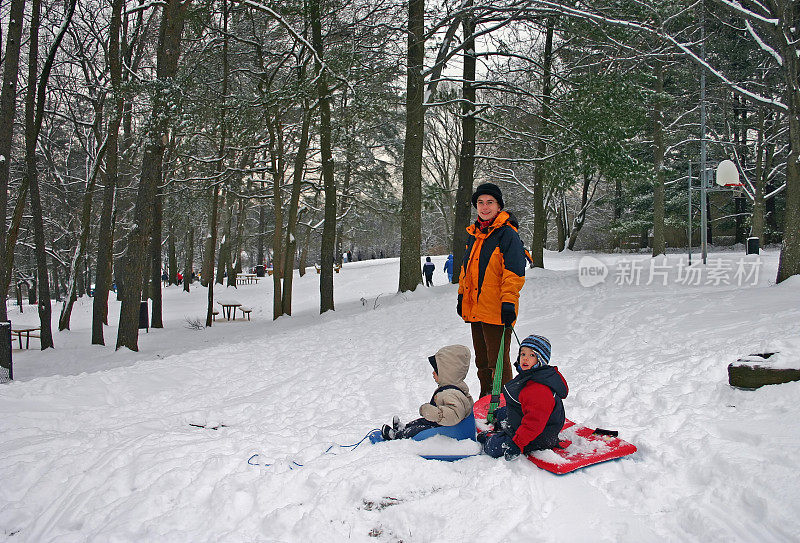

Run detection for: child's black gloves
[[456, 294, 463, 317], [501, 302, 516, 326], [503, 441, 521, 461], [497, 417, 512, 434]]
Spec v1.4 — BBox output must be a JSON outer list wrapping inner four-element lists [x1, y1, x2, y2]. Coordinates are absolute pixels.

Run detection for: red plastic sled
[[473, 395, 637, 475]]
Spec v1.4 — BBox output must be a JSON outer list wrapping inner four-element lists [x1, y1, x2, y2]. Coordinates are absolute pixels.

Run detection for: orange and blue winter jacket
[[458, 210, 526, 325]]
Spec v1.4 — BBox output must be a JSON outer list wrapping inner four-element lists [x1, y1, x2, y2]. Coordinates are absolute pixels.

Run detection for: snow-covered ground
[[1, 249, 799, 542]]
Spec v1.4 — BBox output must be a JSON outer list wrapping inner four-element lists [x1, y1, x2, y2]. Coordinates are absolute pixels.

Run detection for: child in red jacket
[[481, 334, 568, 459]]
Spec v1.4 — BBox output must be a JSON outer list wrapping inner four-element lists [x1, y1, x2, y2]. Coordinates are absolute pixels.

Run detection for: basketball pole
[[699, 0, 708, 265], [688, 158, 741, 267], [688, 161, 692, 265]]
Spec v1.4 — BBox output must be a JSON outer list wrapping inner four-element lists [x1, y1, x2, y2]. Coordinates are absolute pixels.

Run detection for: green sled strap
[[486, 326, 506, 425]]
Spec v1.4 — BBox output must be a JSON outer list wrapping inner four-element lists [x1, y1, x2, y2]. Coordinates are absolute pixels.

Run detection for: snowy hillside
[[2, 249, 799, 542]]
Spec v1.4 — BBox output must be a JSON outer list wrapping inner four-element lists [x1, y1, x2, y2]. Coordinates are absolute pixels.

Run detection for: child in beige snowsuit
[[381, 344, 475, 440]]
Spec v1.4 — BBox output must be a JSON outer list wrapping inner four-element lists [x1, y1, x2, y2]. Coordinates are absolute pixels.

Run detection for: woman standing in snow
[[457, 183, 526, 397]]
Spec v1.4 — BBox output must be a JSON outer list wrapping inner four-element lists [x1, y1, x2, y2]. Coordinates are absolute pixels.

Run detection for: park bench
[[239, 306, 252, 320]]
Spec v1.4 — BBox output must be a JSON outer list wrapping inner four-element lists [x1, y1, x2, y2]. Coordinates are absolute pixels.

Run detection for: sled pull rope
[[486, 326, 508, 424], [247, 429, 378, 468]]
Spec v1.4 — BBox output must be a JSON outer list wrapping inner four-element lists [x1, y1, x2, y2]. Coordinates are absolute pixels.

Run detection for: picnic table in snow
[[236, 273, 259, 285], [11, 326, 40, 349], [216, 300, 242, 320], [314, 263, 342, 274]]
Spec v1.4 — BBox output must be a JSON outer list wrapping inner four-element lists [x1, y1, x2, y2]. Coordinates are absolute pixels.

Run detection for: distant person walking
[[423, 257, 436, 287], [443, 254, 454, 283], [457, 183, 526, 397]]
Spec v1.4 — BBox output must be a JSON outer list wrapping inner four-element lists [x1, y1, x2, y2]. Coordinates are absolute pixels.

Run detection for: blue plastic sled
[[369, 413, 479, 462]]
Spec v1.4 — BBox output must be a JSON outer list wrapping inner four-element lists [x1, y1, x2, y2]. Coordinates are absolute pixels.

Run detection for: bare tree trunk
[[149, 190, 163, 328], [452, 2, 475, 285], [216, 244, 227, 286], [267, 118, 285, 318], [556, 195, 567, 252], [229, 191, 245, 287], [765, 176, 778, 241], [27, 0, 77, 349], [751, 109, 775, 245], [51, 257, 60, 301], [256, 201, 266, 267], [751, 107, 765, 245], [217, 190, 233, 287], [227, 189, 243, 288], [93, 194, 116, 326], [206, 0, 227, 326], [183, 224, 193, 293], [113, 251, 125, 302], [398, 0, 424, 292], [168, 222, 177, 285], [335, 92, 353, 268], [335, 139, 353, 268], [613, 179, 622, 249], [566, 172, 594, 250], [81, 259, 89, 298], [531, 17, 554, 268], [116, 0, 187, 351], [205, 189, 220, 326], [59, 136, 108, 330], [217, 202, 231, 286], [200, 234, 213, 287], [281, 105, 311, 316], [310, 0, 337, 312], [0, 0, 26, 321], [58, 159, 102, 331], [652, 59, 666, 257], [706, 199, 713, 245], [92, 0, 122, 343], [27, 21, 52, 346], [3, 185, 27, 299], [77, 258, 85, 298], [16, 283, 23, 311], [733, 95, 748, 244], [299, 222, 311, 277], [777, 12, 800, 283]]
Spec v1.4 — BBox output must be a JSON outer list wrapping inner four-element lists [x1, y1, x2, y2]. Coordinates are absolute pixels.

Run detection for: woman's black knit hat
[[471, 183, 504, 209]]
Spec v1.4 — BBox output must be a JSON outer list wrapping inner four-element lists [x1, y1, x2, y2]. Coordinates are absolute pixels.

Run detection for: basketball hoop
[[716, 159, 742, 188]]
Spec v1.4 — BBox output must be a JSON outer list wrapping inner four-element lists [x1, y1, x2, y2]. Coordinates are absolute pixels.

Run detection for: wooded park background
[[0, 0, 797, 352]]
